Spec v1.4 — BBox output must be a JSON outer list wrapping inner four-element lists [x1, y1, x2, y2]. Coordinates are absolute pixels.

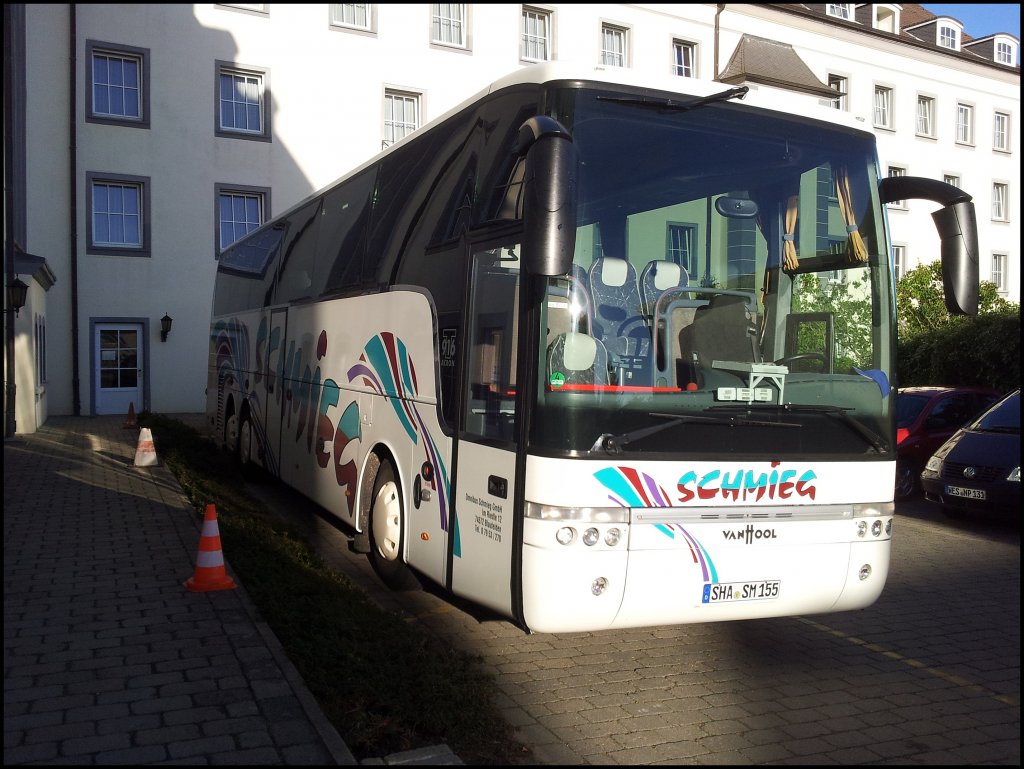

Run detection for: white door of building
[[94, 323, 144, 415]]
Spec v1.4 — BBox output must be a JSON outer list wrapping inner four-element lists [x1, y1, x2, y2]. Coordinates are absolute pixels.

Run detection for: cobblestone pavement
[[3, 416, 459, 765]]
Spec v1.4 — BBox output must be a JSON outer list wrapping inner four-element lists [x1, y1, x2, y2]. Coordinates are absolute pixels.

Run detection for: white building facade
[[3, 3, 1018, 432]]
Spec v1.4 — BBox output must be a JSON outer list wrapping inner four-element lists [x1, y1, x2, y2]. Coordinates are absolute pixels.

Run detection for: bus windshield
[[534, 86, 896, 458]]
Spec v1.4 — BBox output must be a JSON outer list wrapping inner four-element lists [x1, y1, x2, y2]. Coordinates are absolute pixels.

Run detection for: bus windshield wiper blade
[[709, 404, 889, 454], [591, 408, 796, 455], [597, 86, 748, 113]]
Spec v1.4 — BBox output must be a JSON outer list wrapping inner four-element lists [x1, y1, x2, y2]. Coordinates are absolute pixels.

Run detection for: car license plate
[[703, 580, 780, 604], [946, 485, 986, 500]]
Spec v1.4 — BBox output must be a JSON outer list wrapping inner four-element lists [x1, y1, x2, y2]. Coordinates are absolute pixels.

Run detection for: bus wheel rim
[[372, 480, 402, 562], [239, 420, 252, 465]]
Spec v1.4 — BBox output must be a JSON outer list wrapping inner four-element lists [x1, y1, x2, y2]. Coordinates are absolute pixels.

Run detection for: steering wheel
[[774, 352, 826, 370]]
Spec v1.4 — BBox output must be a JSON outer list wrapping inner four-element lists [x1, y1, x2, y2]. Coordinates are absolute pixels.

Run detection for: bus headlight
[[555, 527, 576, 545], [859, 564, 872, 580], [604, 528, 622, 547], [857, 521, 867, 538], [582, 528, 600, 546], [591, 577, 609, 595], [871, 520, 883, 537]]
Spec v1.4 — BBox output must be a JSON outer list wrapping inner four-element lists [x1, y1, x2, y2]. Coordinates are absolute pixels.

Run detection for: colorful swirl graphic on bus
[[595, 463, 817, 506], [348, 332, 454, 542]]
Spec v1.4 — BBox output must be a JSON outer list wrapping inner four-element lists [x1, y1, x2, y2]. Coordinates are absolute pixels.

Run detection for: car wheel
[[895, 461, 917, 499]]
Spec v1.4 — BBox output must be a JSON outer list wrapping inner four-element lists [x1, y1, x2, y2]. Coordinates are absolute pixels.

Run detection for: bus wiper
[[596, 86, 749, 113], [708, 404, 889, 454], [591, 408, 795, 455]]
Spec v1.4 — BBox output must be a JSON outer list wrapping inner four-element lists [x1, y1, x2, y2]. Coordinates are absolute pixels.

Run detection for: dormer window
[[873, 5, 900, 34], [996, 41, 1013, 64], [826, 4, 852, 21], [937, 22, 961, 51]]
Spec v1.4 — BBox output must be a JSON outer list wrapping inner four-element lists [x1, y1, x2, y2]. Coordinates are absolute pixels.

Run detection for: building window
[[330, 4, 373, 32], [666, 223, 697, 278], [384, 89, 420, 148], [672, 40, 696, 77], [826, 4, 852, 20], [521, 7, 551, 62], [431, 3, 466, 47], [874, 86, 894, 130], [955, 103, 974, 145], [916, 95, 935, 137], [827, 74, 847, 110], [217, 186, 268, 252], [216, 62, 270, 141], [991, 253, 1007, 292], [991, 183, 1009, 222], [943, 173, 961, 188], [86, 41, 150, 128], [887, 166, 907, 208], [993, 111, 1010, 152], [874, 6, 898, 33], [601, 24, 627, 67], [938, 24, 959, 51], [87, 172, 149, 256], [892, 244, 905, 281], [995, 41, 1013, 65]]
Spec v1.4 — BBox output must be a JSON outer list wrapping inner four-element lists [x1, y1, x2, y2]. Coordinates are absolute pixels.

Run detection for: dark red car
[[895, 386, 1001, 499]]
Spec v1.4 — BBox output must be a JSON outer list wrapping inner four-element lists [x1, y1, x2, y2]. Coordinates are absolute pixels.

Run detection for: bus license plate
[[946, 485, 986, 500], [703, 580, 780, 604]]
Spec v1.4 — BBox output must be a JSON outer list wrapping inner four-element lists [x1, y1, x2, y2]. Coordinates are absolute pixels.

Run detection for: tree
[[895, 261, 1017, 339]]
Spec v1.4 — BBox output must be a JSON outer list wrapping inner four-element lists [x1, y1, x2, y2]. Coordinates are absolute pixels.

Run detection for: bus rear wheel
[[368, 460, 419, 591]]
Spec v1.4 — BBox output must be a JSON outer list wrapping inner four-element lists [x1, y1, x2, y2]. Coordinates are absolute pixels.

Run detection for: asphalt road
[[242, 475, 1020, 765]]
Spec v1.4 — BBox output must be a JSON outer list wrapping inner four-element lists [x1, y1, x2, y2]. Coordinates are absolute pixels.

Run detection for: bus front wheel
[[368, 460, 419, 591]]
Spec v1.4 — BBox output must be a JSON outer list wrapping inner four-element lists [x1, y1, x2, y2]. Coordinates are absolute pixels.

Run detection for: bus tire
[[368, 460, 419, 591], [237, 413, 255, 475]]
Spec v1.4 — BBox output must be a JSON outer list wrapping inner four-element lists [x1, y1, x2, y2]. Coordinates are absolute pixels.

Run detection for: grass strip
[[139, 412, 531, 764]]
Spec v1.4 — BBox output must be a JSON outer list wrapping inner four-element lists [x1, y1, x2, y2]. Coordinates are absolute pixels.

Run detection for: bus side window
[[464, 249, 519, 441], [317, 169, 376, 297], [275, 201, 321, 303]]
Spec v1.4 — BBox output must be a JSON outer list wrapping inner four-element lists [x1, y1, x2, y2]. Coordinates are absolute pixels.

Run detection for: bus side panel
[[450, 442, 516, 618], [268, 292, 452, 585]]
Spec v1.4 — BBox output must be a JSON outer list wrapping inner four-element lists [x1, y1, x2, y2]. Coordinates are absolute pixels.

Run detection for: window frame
[[915, 94, 935, 139], [995, 41, 1013, 65], [991, 182, 1009, 223], [991, 253, 1007, 292], [86, 172, 150, 257], [215, 60, 272, 142], [329, 3, 376, 34], [383, 87, 422, 149], [955, 102, 975, 146], [86, 40, 150, 129], [521, 6, 553, 63], [827, 74, 847, 111], [430, 3, 470, 51], [826, 4, 853, 20], [672, 38, 697, 78], [215, 183, 271, 255], [891, 243, 906, 282], [886, 166, 908, 209], [873, 85, 894, 131], [993, 111, 1010, 153], [600, 22, 629, 68], [937, 24, 960, 51]]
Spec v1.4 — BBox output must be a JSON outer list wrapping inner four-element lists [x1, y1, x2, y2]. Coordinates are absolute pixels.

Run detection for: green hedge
[[897, 311, 1020, 392]]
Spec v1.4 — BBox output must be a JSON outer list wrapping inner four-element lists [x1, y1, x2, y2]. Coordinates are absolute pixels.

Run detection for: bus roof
[[252, 62, 872, 238]]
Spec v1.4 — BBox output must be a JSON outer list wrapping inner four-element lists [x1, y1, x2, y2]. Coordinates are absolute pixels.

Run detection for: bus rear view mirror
[[877, 175, 978, 315], [715, 197, 759, 219], [515, 116, 577, 277]]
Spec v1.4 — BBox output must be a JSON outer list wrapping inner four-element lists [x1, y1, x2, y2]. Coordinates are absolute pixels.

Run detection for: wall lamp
[[8, 278, 29, 317], [160, 313, 173, 342]]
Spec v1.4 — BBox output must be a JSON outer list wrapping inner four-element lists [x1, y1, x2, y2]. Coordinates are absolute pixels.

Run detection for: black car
[[920, 389, 1021, 517]]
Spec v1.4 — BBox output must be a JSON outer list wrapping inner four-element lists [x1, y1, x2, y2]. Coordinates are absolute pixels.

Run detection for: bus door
[[449, 244, 521, 616], [262, 307, 288, 476]]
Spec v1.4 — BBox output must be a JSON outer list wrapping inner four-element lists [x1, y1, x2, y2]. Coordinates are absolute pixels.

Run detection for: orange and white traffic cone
[[133, 427, 159, 467], [185, 504, 237, 592], [123, 402, 136, 429]]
